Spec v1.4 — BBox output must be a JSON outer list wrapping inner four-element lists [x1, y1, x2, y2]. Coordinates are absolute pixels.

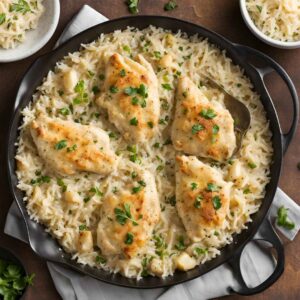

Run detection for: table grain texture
[[0, 0, 299, 299]]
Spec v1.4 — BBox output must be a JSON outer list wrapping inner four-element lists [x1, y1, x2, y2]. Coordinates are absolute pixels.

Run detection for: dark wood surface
[[0, 1, 299, 299]]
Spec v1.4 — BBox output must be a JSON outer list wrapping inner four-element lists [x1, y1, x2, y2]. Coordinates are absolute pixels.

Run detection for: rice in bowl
[[15, 26, 273, 279]]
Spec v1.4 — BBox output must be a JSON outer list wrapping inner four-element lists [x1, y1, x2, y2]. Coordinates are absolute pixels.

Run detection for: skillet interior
[[7, 16, 283, 288]]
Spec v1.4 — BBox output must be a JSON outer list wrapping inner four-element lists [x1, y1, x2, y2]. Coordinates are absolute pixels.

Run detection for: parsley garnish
[[79, 224, 87, 231], [256, 5, 262, 13], [30, 175, 51, 185], [153, 234, 168, 258], [194, 195, 203, 208], [73, 80, 88, 105], [109, 85, 119, 93], [192, 124, 204, 134], [0, 13, 6, 25], [95, 255, 107, 264], [114, 203, 138, 226], [130, 117, 138, 126], [120, 69, 126, 77], [175, 236, 186, 250], [161, 83, 172, 90], [193, 247, 208, 257], [55, 140, 67, 150], [277, 206, 295, 230], [126, 0, 139, 14], [132, 180, 146, 194], [10, 0, 32, 14], [248, 162, 257, 169], [164, 1, 177, 11], [58, 107, 70, 116], [57, 178, 67, 192], [92, 86, 100, 94], [153, 51, 162, 59], [200, 108, 217, 119], [147, 121, 154, 128], [0, 258, 35, 299], [212, 196, 222, 210], [123, 45, 131, 53], [124, 232, 134, 245], [212, 124, 219, 143], [207, 183, 220, 192], [191, 182, 198, 190], [67, 144, 77, 152]]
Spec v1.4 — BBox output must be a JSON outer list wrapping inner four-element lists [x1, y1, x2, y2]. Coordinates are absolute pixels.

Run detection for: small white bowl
[[0, 0, 60, 63], [240, 0, 300, 49]]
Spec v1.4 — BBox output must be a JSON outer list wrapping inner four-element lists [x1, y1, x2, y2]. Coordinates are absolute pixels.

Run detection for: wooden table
[[0, 1, 299, 299]]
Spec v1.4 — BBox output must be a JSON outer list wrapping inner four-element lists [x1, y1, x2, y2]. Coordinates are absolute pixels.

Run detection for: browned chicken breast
[[171, 77, 236, 161], [175, 155, 231, 241], [96, 53, 160, 143], [30, 115, 116, 176], [97, 168, 160, 258]]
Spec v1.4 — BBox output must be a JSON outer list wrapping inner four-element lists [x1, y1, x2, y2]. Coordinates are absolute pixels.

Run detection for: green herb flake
[[200, 108, 217, 119], [175, 236, 186, 250], [191, 123, 204, 134], [191, 182, 198, 190], [194, 195, 203, 208], [122, 45, 131, 53], [67, 144, 77, 152], [114, 203, 138, 226], [109, 85, 119, 94], [277, 206, 295, 230], [124, 232, 134, 245], [193, 247, 207, 257], [0, 13, 6, 25], [120, 69, 126, 77], [92, 86, 100, 94], [248, 162, 257, 169], [256, 5, 262, 12], [73, 80, 88, 105], [57, 178, 67, 192], [131, 171, 138, 179], [58, 107, 70, 116], [212, 196, 222, 210], [10, 0, 32, 14], [207, 183, 220, 192], [153, 51, 162, 59], [95, 255, 107, 264], [161, 83, 172, 91], [55, 140, 67, 150], [130, 117, 138, 126], [164, 1, 178, 11], [79, 224, 87, 231], [126, 0, 139, 14], [131, 96, 139, 105], [147, 121, 154, 128]]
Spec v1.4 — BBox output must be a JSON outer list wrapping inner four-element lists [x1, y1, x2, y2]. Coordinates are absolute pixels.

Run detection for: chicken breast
[[175, 155, 231, 241], [30, 115, 116, 176], [171, 77, 236, 161], [96, 53, 160, 143], [97, 168, 160, 258]]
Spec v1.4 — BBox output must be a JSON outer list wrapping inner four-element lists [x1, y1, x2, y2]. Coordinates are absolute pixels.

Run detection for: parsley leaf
[[194, 195, 203, 208], [175, 236, 186, 250], [277, 206, 295, 230], [10, 0, 32, 14], [207, 183, 220, 192], [114, 203, 138, 226], [55, 140, 67, 150], [200, 108, 217, 119], [124, 232, 134, 244], [191, 182, 198, 190], [248, 162, 257, 169], [164, 1, 177, 11], [109, 85, 119, 94], [130, 117, 138, 126], [95, 255, 107, 264], [0, 13, 6, 25], [162, 83, 172, 90], [212, 196, 222, 210], [73, 80, 88, 105], [126, 0, 139, 14], [256, 5, 262, 13], [192, 124, 204, 134], [120, 69, 126, 77]]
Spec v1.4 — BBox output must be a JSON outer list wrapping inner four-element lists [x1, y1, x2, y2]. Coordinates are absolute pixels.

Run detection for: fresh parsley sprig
[[114, 203, 139, 226]]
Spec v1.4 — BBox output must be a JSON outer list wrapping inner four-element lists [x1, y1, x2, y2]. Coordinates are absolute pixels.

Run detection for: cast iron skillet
[[6, 16, 299, 295]]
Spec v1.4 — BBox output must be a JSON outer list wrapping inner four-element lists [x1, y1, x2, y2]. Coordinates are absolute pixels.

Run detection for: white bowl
[[240, 0, 300, 49], [0, 0, 60, 63]]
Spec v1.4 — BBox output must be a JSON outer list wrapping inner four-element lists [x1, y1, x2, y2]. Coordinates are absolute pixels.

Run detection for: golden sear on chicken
[[97, 168, 160, 258], [172, 77, 236, 162], [175, 155, 231, 241], [96, 53, 160, 143], [30, 115, 116, 176]]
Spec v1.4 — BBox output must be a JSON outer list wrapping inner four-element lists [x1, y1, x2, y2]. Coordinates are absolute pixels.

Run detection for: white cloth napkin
[[5, 5, 300, 300]]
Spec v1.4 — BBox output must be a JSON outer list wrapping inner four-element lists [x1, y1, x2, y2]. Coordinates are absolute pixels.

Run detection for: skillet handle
[[227, 219, 284, 296], [234, 44, 299, 153]]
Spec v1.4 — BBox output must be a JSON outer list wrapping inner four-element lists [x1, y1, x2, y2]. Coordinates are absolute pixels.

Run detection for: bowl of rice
[[240, 0, 300, 49]]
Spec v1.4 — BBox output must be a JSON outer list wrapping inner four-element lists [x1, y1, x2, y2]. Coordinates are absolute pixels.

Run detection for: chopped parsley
[[207, 183, 220, 192], [55, 140, 67, 150], [193, 247, 208, 257], [164, 1, 178, 11], [212, 196, 222, 210], [194, 195, 203, 208], [30, 175, 51, 185], [191, 182, 198, 190], [0, 13, 6, 25], [161, 83, 172, 90], [256, 5, 262, 13], [57, 178, 67, 192], [147, 121, 154, 128], [120, 69, 126, 77], [114, 203, 138, 226], [92, 86, 100, 94], [132, 180, 146, 194], [131, 171, 138, 179], [175, 236, 186, 250], [122, 45, 131, 53], [192, 123, 204, 134], [277, 206, 295, 230], [58, 107, 70, 116], [126, 0, 139, 14], [95, 255, 107, 264], [67, 144, 77, 152], [89, 187, 103, 197], [109, 85, 119, 94], [153, 51, 162, 59], [243, 188, 251, 194], [200, 108, 217, 119], [153, 234, 168, 258], [73, 80, 88, 105], [130, 117, 138, 126], [10, 0, 32, 14], [124, 232, 134, 245], [248, 162, 257, 169], [212, 124, 219, 143], [79, 224, 87, 231]]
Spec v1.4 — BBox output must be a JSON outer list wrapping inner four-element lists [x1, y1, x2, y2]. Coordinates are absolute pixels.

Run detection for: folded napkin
[[5, 5, 300, 300]]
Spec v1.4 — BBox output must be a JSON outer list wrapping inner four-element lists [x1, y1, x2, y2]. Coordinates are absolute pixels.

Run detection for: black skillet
[[6, 16, 299, 295]]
